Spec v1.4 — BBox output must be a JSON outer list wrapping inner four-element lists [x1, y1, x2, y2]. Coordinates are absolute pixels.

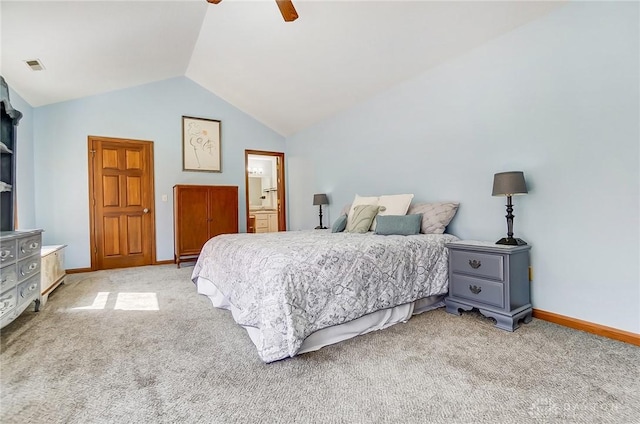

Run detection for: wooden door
[[89, 136, 156, 270], [209, 186, 238, 237]]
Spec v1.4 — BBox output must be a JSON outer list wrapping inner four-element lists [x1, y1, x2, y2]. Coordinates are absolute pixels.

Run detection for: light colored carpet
[[1, 265, 638, 423]]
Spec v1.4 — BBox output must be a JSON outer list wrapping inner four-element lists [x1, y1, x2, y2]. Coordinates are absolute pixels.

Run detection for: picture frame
[[182, 116, 221, 172]]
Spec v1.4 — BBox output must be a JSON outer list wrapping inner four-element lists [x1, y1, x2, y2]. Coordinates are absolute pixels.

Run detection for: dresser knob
[[468, 259, 481, 269], [469, 285, 482, 294]]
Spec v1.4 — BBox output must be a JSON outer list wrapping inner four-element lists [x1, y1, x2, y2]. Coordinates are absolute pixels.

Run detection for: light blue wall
[[286, 2, 639, 333], [33, 77, 285, 269], [7, 86, 37, 229]]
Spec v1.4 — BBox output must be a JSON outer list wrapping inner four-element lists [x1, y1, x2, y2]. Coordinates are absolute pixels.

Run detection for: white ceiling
[[1, 0, 565, 136]]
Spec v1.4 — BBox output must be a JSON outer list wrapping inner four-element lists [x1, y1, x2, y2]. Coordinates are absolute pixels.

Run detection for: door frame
[[244, 150, 286, 233], [88, 136, 157, 271]]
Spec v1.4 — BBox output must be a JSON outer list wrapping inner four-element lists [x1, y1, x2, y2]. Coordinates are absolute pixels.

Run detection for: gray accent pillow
[[374, 214, 422, 236], [331, 215, 348, 233], [345, 205, 380, 233], [407, 202, 459, 234]]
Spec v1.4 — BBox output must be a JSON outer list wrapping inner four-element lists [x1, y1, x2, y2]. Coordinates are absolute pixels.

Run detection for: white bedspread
[[191, 230, 457, 362]]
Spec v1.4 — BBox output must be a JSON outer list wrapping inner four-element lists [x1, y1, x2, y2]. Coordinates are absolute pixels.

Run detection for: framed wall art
[[182, 116, 221, 172]]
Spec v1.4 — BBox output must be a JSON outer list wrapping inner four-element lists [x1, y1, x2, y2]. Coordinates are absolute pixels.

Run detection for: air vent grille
[[24, 59, 45, 71]]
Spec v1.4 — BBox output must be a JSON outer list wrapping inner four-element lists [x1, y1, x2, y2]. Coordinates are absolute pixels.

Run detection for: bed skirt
[[196, 276, 445, 359]]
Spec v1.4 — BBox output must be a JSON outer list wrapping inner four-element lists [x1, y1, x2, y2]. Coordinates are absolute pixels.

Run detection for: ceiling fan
[[206, 0, 299, 22]]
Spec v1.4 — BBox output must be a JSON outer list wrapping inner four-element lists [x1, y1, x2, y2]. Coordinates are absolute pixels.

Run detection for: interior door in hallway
[[88, 136, 156, 270]]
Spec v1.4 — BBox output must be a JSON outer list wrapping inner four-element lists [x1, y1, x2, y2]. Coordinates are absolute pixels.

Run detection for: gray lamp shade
[[492, 171, 528, 196], [313, 193, 329, 206]]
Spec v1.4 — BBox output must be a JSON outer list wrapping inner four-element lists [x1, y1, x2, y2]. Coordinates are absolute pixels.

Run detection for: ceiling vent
[[24, 59, 45, 71]]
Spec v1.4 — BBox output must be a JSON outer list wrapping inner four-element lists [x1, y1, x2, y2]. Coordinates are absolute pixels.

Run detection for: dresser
[[41, 245, 66, 307], [173, 185, 238, 268], [444, 240, 532, 331], [0, 230, 43, 329]]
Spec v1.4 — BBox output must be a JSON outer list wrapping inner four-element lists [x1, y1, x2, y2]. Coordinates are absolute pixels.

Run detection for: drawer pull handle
[[21, 241, 39, 253], [469, 285, 482, 294], [468, 259, 481, 269], [20, 263, 38, 276], [0, 250, 10, 259]]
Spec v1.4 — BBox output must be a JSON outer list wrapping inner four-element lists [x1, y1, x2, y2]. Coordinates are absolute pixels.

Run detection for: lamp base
[[496, 237, 527, 246], [315, 226, 327, 230]]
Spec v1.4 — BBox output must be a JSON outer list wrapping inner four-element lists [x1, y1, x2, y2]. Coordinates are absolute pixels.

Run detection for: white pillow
[[346, 194, 379, 230], [372, 194, 414, 231]]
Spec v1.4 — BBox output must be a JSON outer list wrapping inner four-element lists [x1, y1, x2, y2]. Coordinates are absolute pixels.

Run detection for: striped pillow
[[345, 205, 381, 233]]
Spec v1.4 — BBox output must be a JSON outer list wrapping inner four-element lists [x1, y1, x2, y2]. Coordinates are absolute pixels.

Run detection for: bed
[[191, 228, 458, 362]]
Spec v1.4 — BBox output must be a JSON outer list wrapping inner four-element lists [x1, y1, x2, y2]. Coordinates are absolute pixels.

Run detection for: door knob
[[143, 208, 149, 214]]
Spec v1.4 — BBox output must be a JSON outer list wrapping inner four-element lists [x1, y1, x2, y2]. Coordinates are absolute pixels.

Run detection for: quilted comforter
[[191, 230, 458, 362]]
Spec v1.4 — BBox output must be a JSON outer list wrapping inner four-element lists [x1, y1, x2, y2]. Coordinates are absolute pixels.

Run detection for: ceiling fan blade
[[275, 0, 298, 22], [206, 0, 298, 22]]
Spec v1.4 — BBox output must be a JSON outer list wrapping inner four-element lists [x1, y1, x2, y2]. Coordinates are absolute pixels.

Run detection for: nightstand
[[444, 241, 532, 331]]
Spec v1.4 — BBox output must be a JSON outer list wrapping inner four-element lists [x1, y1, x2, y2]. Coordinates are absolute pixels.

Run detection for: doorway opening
[[244, 150, 286, 233]]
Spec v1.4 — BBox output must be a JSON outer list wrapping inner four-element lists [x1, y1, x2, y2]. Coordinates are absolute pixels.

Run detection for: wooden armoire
[[173, 185, 238, 268]]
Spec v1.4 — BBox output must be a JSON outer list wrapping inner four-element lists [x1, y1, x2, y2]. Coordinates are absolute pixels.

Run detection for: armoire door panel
[[209, 187, 239, 237], [176, 187, 210, 255]]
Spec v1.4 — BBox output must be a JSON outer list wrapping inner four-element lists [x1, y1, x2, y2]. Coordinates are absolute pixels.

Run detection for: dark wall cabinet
[[1, 76, 22, 232], [173, 184, 238, 267]]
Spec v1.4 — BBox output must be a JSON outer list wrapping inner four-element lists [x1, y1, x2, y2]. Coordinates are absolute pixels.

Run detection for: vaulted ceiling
[[1, 0, 565, 136]]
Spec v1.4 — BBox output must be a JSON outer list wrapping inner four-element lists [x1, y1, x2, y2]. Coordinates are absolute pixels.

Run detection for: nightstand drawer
[[450, 274, 504, 308], [451, 251, 503, 280]]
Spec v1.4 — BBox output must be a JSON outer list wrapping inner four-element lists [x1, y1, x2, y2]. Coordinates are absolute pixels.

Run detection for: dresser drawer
[[18, 255, 41, 281], [450, 274, 504, 309], [17, 275, 40, 308], [1, 240, 16, 265], [0, 307, 17, 328], [0, 287, 17, 319], [451, 250, 503, 281], [1, 263, 18, 292], [18, 235, 41, 259]]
